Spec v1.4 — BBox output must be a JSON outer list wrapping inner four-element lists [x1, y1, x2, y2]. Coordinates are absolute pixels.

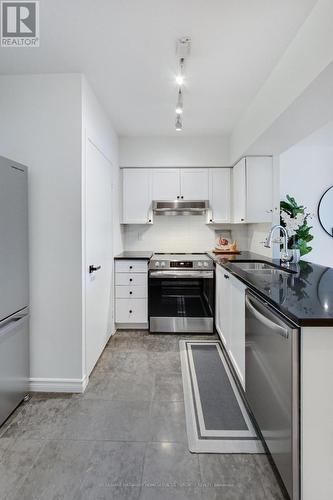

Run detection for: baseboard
[[115, 322, 148, 330], [29, 374, 89, 393]]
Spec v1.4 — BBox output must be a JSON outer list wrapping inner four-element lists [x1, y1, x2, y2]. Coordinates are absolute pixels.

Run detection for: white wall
[[231, 0, 333, 162], [82, 77, 122, 256], [120, 136, 230, 167], [81, 76, 121, 379], [0, 74, 83, 382], [0, 73, 121, 390], [280, 144, 333, 268]]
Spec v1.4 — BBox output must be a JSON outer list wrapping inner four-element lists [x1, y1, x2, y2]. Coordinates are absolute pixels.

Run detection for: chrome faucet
[[264, 225, 292, 264]]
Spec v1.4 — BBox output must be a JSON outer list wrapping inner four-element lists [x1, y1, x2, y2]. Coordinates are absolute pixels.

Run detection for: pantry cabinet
[[215, 266, 246, 388], [232, 156, 273, 223], [208, 168, 231, 223]]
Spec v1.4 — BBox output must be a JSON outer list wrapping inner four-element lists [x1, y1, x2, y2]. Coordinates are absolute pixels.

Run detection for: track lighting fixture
[[174, 37, 191, 131]]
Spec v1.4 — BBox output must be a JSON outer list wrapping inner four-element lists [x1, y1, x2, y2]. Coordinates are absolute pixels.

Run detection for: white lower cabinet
[[215, 265, 231, 346], [228, 274, 246, 387], [215, 266, 246, 387], [115, 259, 148, 325], [115, 298, 147, 323]]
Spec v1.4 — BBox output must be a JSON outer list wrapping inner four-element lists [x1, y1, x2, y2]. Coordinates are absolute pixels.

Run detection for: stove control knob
[[198, 262, 203, 267], [160, 261, 166, 267], [155, 261, 160, 267]]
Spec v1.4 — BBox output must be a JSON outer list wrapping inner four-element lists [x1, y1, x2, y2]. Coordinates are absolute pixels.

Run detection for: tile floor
[[0, 330, 286, 499]]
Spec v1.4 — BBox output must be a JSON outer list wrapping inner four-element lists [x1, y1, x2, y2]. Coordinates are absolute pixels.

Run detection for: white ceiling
[[0, 0, 317, 136]]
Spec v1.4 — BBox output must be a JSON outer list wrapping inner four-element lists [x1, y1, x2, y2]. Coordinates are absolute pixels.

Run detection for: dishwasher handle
[[245, 295, 289, 339]]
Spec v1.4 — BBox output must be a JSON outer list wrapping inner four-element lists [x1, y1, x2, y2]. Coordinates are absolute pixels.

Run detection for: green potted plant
[[280, 195, 313, 262]]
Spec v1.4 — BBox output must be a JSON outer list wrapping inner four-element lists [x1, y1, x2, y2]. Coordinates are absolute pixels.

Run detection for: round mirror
[[318, 186, 333, 237]]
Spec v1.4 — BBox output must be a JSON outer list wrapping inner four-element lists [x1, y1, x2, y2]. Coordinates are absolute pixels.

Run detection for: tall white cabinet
[[208, 168, 231, 223], [232, 156, 273, 223]]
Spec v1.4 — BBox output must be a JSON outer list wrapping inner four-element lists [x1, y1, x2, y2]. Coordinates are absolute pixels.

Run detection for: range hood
[[152, 200, 209, 216]]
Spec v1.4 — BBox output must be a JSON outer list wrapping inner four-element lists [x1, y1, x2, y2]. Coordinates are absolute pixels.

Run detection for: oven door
[[148, 270, 214, 333]]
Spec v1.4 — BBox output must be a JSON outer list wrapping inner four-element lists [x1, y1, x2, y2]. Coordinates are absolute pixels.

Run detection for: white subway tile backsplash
[[122, 216, 250, 254]]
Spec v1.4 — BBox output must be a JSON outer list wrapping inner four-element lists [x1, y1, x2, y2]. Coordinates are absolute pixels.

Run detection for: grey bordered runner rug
[[180, 340, 264, 453]]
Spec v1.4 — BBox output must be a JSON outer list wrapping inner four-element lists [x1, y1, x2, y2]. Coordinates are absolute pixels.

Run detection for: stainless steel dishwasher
[[245, 290, 299, 500]]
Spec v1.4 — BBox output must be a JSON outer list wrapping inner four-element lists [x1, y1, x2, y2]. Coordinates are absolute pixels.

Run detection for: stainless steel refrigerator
[[0, 156, 29, 426]]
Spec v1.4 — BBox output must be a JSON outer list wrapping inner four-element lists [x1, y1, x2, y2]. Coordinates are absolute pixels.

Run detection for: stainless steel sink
[[231, 261, 293, 276]]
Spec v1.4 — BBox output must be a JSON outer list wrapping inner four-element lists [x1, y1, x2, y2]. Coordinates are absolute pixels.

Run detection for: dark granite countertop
[[114, 251, 153, 260], [208, 251, 333, 327]]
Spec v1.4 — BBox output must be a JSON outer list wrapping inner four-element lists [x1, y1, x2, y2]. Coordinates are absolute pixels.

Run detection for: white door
[[232, 158, 246, 223], [209, 168, 231, 223], [122, 169, 152, 223], [180, 168, 209, 200], [85, 140, 113, 376], [152, 169, 180, 200], [0, 158, 29, 321]]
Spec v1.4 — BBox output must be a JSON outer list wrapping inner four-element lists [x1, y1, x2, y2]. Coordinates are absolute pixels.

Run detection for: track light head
[[175, 115, 182, 131], [175, 89, 183, 114]]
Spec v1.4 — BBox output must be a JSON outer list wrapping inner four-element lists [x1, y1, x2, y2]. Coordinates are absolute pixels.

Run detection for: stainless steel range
[[148, 253, 214, 333]]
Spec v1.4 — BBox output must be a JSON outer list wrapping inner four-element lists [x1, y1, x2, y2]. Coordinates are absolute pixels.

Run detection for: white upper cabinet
[[122, 169, 152, 224], [232, 157, 273, 223], [246, 157, 273, 223], [152, 168, 180, 200], [232, 158, 246, 223], [208, 168, 231, 223], [180, 168, 209, 200]]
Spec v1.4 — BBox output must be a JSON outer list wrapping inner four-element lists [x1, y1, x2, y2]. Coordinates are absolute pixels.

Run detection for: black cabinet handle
[[148, 219, 152, 223], [129, 310, 133, 314], [181, 196, 184, 199], [129, 278, 133, 282], [224, 274, 229, 279], [129, 265, 133, 269], [129, 291, 133, 295], [177, 196, 180, 199], [89, 265, 101, 274]]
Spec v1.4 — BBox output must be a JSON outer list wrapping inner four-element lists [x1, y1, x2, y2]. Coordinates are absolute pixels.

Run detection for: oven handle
[[149, 270, 214, 279]]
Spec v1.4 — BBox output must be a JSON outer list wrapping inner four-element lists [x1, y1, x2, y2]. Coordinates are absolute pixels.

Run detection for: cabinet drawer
[[115, 285, 147, 299], [115, 260, 148, 273], [115, 273, 147, 286], [115, 298, 147, 323]]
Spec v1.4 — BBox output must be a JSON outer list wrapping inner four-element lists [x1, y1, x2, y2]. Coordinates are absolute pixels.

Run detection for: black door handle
[[89, 265, 101, 274], [224, 274, 229, 279]]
